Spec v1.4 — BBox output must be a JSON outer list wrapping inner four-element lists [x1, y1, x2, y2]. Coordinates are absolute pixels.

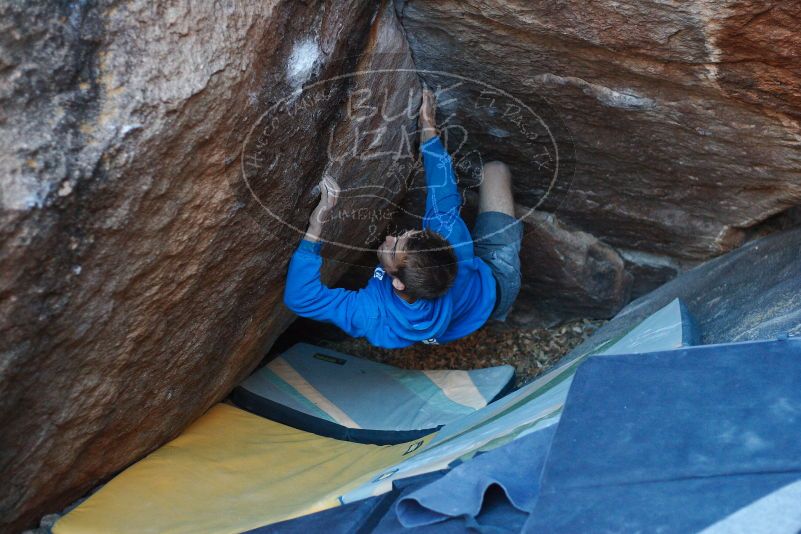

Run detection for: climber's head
[[377, 229, 458, 300]]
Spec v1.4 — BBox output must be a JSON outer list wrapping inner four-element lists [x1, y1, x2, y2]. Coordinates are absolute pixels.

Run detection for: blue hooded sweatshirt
[[284, 135, 496, 348]]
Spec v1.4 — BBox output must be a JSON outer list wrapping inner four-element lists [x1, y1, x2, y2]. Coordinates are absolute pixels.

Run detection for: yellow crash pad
[[54, 404, 433, 534]]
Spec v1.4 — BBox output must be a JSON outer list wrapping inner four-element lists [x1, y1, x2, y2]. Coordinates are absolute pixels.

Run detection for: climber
[[283, 89, 522, 348]]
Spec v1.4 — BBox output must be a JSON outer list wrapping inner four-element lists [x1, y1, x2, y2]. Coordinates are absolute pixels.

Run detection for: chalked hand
[[309, 174, 340, 227]]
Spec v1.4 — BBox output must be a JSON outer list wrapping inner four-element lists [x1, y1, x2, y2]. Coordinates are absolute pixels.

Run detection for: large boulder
[[396, 0, 801, 271], [512, 209, 633, 326], [457, 192, 634, 325], [566, 225, 801, 359], [3, 0, 801, 529], [0, 1, 419, 530]]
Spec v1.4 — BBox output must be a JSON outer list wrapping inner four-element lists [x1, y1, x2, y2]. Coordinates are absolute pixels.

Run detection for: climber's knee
[[479, 161, 514, 216]]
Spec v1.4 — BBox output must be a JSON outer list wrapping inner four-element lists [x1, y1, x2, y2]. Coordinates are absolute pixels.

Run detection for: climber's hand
[[419, 87, 438, 142], [305, 175, 340, 242]]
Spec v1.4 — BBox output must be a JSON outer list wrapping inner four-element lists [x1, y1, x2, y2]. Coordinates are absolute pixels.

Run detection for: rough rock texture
[[0, 1, 419, 531], [512, 208, 633, 326], [4, 0, 801, 530], [567, 226, 801, 360], [445, 191, 631, 325], [396, 0, 801, 268]]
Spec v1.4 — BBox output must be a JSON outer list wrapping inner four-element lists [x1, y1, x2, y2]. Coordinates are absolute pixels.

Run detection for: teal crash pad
[[231, 343, 515, 444]]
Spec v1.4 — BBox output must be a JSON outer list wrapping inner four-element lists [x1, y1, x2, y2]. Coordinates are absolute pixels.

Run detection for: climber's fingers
[[319, 175, 340, 209], [324, 174, 340, 198], [423, 88, 435, 109]]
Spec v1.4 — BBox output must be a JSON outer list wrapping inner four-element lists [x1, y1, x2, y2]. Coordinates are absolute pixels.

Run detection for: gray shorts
[[472, 211, 523, 322]]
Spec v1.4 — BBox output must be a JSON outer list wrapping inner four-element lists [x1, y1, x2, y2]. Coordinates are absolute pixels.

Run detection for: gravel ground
[[318, 319, 605, 387]]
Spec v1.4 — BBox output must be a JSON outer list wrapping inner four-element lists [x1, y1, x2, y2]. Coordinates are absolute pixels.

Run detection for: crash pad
[[54, 299, 698, 533], [231, 343, 515, 444], [526, 337, 801, 532], [53, 404, 434, 534], [340, 297, 698, 503]]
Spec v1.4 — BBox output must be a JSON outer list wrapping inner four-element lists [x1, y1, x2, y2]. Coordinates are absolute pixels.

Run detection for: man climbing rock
[[284, 89, 523, 348]]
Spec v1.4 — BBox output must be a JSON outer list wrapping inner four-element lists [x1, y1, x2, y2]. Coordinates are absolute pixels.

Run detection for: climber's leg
[[478, 161, 515, 216], [471, 161, 523, 322]]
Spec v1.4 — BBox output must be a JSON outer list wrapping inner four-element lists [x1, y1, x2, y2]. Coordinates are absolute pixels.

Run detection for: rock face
[[568, 225, 801, 359], [3, 0, 801, 530], [0, 1, 418, 531], [454, 192, 634, 325], [396, 0, 801, 271], [513, 209, 633, 326]]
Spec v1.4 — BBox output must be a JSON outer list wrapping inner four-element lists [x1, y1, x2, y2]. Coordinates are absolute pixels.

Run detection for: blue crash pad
[[526, 337, 801, 533], [395, 424, 556, 529]]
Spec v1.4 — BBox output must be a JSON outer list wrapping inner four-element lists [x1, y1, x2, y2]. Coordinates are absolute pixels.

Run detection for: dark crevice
[[740, 204, 801, 243]]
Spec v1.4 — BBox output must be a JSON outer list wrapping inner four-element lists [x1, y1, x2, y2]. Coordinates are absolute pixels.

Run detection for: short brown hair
[[394, 229, 458, 300]]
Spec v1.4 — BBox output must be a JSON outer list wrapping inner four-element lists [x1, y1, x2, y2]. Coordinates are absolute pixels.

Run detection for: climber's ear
[[392, 277, 405, 292]]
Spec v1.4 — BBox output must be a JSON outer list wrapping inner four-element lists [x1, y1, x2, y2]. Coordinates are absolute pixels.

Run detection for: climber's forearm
[[418, 88, 437, 144], [420, 125, 438, 144], [304, 221, 323, 243], [303, 176, 338, 243]]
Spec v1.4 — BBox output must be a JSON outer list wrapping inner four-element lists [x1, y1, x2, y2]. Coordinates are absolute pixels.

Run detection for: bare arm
[[419, 88, 438, 144], [303, 174, 340, 242]]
